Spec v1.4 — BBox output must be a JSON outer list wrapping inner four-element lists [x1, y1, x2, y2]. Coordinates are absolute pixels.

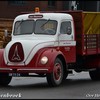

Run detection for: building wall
[[0, 1, 40, 18], [77, 1, 97, 11], [0, 1, 99, 19], [0, 1, 64, 19]]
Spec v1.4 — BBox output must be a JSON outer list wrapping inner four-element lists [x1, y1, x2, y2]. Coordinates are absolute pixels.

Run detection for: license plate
[[9, 73, 20, 77]]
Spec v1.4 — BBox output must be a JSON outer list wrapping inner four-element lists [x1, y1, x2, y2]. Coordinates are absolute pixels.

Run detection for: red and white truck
[[0, 8, 100, 87]]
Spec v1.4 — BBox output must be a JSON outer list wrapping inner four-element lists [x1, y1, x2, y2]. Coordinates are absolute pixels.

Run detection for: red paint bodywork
[[0, 45, 76, 73], [8, 42, 24, 62]]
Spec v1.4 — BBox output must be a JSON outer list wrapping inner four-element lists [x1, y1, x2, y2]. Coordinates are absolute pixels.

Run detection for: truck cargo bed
[[84, 34, 100, 55]]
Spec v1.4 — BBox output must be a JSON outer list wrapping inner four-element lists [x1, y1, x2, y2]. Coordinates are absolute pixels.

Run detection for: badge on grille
[[8, 42, 24, 62]]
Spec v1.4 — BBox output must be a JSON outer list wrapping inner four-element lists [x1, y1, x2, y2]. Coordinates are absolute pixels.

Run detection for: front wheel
[[0, 73, 12, 86], [46, 58, 64, 87], [89, 68, 100, 81]]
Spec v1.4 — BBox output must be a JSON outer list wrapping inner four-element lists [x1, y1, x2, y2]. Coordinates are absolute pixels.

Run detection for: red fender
[[35, 47, 65, 73], [0, 48, 65, 74]]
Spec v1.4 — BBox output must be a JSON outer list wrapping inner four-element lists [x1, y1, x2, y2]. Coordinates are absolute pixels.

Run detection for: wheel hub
[[54, 63, 61, 80]]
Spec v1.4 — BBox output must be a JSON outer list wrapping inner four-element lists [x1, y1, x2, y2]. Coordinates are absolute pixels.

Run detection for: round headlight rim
[[40, 56, 48, 65]]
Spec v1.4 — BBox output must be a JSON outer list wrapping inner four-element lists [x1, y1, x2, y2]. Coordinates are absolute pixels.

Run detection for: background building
[[0, 1, 99, 48], [0, 1, 99, 19], [0, 1, 63, 18], [76, 1, 99, 11]]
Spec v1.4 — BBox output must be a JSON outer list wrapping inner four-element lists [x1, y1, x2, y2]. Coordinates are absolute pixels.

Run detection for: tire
[[89, 68, 100, 81], [46, 58, 64, 87], [0, 73, 12, 86]]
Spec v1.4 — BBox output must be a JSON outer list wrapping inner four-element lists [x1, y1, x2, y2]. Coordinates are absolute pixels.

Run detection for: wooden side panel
[[83, 12, 100, 34], [83, 12, 100, 55], [0, 18, 13, 48]]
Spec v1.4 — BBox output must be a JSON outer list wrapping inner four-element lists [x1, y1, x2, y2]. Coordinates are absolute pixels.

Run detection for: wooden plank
[[0, 18, 13, 48]]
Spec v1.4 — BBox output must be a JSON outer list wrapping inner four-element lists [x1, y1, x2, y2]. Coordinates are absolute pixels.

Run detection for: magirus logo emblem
[[8, 42, 24, 62], [12, 45, 21, 61]]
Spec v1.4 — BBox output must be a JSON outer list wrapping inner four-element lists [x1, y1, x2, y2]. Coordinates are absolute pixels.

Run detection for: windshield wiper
[[16, 20, 24, 32], [41, 19, 50, 29]]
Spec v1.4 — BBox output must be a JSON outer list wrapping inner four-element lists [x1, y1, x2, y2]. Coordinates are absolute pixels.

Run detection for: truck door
[[59, 20, 76, 63]]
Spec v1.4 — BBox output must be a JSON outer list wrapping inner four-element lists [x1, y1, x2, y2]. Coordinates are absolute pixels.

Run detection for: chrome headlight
[[41, 56, 48, 65]]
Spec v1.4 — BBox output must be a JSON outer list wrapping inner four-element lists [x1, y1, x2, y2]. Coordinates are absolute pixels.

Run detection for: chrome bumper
[[0, 68, 48, 72]]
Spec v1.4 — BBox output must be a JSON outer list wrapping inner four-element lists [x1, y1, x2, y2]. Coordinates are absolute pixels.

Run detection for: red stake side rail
[[84, 34, 100, 55]]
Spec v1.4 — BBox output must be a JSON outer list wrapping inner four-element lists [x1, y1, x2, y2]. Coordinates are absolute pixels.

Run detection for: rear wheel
[[46, 58, 64, 87], [0, 73, 12, 86], [89, 68, 100, 81]]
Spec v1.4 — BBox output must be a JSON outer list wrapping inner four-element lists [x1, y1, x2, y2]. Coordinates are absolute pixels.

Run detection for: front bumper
[[0, 67, 49, 73]]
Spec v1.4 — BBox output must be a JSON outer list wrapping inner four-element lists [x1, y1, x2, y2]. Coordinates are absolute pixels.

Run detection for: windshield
[[13, 19, 57, 35], [14, 20, 35, 35]]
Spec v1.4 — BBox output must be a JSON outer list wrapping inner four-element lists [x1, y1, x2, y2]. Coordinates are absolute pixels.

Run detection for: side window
[[60, 21, 72, 35]]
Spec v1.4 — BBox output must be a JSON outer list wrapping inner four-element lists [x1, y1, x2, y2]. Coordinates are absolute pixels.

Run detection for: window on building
[[8, 0, 26, 6], [48, 1, 56, 7]]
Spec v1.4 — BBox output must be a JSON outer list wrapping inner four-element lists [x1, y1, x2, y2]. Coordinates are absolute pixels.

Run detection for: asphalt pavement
[[0, 71, 100, 99]]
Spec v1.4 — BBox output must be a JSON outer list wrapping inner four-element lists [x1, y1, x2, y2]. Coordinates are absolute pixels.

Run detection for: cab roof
[[14, 13, 73, 22]]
